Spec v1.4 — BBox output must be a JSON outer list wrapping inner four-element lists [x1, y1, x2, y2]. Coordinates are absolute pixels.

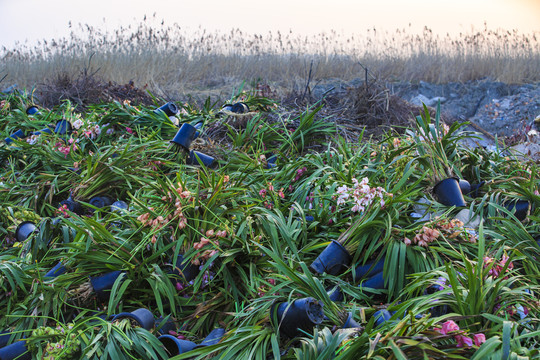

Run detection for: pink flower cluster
[[137, 184, 193, 243], [83, 124, 101, 139], [54, 139, 78, 158], [483, 254, 513, 279], [336, 177, 391, 213], [191, 229, 226, 266], [404, 226, 440, 247], [258, 182, 284, 210], [292, 167, 308, 182], [434, 320, 485, 347]]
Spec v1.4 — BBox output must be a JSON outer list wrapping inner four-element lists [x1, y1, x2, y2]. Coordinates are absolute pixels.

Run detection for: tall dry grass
[[1, 17, 539, 99]]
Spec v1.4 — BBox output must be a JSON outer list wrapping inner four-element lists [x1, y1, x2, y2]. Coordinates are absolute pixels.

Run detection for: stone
[[455, 209, 482, 229]]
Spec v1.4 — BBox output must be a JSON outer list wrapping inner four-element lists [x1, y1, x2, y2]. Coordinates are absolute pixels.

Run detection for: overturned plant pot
[[0, 340, 32, 360], [15, 221, 37, 242], [158, 335, 196, 357], [32, 127, 52, 136], [310, 240, 351, 275], [4, 129, 26, 145], [433, 177, 466, 207], [502, 199, 530, 221], [467, 181, 485, 198], [156, 317, 176, 336], [171, 123, 197, 152], [271, 297, 324, 338], [45, 261, 66, 278], [60, 196, 83, 215], [88, 196, 114, 209], [89, 270, 124, 299], [112, 308, 155, 330], [26, 106, 41, 115], [458, 179, 471, 195], [327, 286, 344, 302], [172, 254, 200, 283], [187, 150, 215, 168], [373, 309, 392, 327], [354, 258, 384, 279], [221, 102, 250, 114], [195, 328, 226, 348], [154, 102, 179, 117], [266, 154, 278, 169], [358, 271, 386, 289], [110, 200, 128, 212], [342, 312, 361, 329], [54, 119, 72, 135]]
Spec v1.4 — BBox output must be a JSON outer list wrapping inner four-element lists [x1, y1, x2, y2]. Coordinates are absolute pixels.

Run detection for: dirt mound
[[35, 69, 155, 110]]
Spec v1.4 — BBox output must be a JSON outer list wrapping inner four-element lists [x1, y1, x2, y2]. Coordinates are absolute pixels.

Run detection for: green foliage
[[0, 90, 538, 359]]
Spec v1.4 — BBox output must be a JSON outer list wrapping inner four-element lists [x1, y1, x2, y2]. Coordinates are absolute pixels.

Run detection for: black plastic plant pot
[[354, 258, 384, 279], [88, 196, 114, 209], [466, 181, 486, 198], [158, 335, 197, 356], [154, 102, 179, 117], [171, 123, 197, 151], [89, 270, 124, 298], [342, 312, 361, 329], [221, 102, 249, 114], [310, 240, 351, 275], [433, 178, 466, 207], [173, 254, 200, 282], [0, 340, 31, 360], [359, 271, 386, 289], [458, 179, 471, 195], [112, 308, 155, 330], [26, 106, 40, 115], [271, 297, 325, 338], [195, 328, 226, 348], [0, 331, 11, 348], [111, 200, 128, 212], [266, 154, 278, 169], [60, 197, 83, 215], [4, 129, 25, 145], [187, 150, 215, 168], [373, 309, 392, 327], [503, 200, 530, 221], [54, 119, 72, 135], [156, 316, 176, 335], [15, 221, 37, 243], [32, 128, 52, 136], [45, 262, 66, 278], [327, 286, 344, 302]]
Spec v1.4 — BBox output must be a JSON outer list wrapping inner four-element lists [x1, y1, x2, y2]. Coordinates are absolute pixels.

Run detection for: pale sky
[[0, 0, 538, 49]]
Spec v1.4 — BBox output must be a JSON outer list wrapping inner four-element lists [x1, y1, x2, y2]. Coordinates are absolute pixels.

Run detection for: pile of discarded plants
[[0, 86, 538, 360]]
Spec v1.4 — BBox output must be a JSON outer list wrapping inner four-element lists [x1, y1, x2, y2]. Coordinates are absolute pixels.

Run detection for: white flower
[[93, 124, 101, 136], [72, 119, 83, 129], [26, 135, 39, 145]]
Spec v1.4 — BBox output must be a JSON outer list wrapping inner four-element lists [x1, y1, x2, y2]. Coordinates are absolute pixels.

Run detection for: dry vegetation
[[1, 17, 539, 102]]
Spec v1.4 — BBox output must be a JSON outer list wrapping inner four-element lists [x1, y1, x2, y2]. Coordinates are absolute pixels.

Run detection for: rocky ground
[[309, 78, 539, 160]]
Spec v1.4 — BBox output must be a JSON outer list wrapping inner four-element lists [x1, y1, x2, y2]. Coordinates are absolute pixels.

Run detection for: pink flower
[[440, 320, 460, 335], [455, 335, 473, 348], [126, 127, 133, 134], [403, 237, 412, 246], [473, 333, 486, 346], [259, 189, 267, 198]]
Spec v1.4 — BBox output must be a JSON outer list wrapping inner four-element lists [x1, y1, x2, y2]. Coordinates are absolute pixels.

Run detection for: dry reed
[[1, 17, 538, 99]]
